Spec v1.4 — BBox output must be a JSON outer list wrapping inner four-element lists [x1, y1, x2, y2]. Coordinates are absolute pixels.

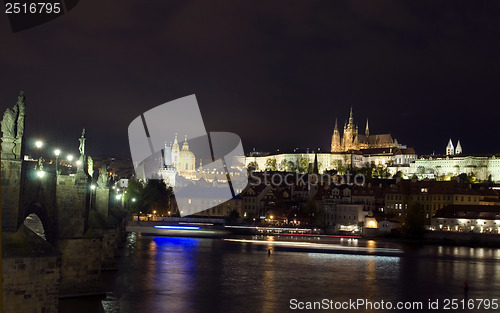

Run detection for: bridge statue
[[1, 107, 16, 137], [14, 91, 25, 157], [79, 128, 86, 157], [87, 155, 94, 177], [1, 91, 25, 159], [77, 128, 86, 173], [97, 164, 108, 188]]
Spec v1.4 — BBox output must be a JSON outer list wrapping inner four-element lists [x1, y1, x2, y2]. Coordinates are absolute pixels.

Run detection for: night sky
[[1, 0, 500, 159]]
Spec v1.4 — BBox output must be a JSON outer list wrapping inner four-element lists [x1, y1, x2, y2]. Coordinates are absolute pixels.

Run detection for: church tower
[[343, 107, 358, 151], [171, 133, 180, 168], [365, 119, 369, 137], [331, 118, 341, 152], [182, 135, 189, 151], [446, 139, 454, 155], [455, 140, 462, 155]]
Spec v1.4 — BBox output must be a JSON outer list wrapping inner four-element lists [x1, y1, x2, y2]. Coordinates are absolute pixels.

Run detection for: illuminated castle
[[157, 134, 196, 186], [171, 134, 196, 175], [331, 108, 403, 152]]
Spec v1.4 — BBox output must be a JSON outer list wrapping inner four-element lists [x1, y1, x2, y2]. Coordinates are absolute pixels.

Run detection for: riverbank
[[364, 230, 500, 248], [127, 219, 500, 248]]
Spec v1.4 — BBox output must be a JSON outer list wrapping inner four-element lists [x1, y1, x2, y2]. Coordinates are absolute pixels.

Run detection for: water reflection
[[112, 235, 201, 312], [59, 235, 500, 313], [261, 246, 277, 313]]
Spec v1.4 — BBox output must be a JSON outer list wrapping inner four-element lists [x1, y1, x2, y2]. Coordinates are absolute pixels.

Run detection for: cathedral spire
[[331, 118, 341, 153], [312, 153, 319, 174], [348, 107, 354, 127], [172, 133, 179, 152], [365, 119, 369, 136], [182, 135, 189, 150], [456, 140, 462, 155], [446, 138, 454, 155]]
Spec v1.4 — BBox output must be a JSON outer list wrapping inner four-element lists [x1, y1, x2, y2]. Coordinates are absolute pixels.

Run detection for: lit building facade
[[431, 204, 500, 233], [406, 141, 500, 181], [331, 108, 404, 152], [384, 180, 480, 223], [245, 108, 416, 173]]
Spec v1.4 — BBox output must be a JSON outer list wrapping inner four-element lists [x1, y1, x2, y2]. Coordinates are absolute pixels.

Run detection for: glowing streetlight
[[35, 140, 44, 169], [132, 198, 136, 202], [67, 155, 73, 162], [76, 160, 82, 166], [37, 170, 45, 178], [54, 149, 61, 174], [88, 184, 97, 210], [116, 194, 122, 200]]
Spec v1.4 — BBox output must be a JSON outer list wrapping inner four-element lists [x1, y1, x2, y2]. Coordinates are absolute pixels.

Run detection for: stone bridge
[[1, 92, 126, 313]]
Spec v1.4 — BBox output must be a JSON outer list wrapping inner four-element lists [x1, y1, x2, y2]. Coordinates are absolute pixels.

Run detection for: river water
[[60, 233, 500, 313]]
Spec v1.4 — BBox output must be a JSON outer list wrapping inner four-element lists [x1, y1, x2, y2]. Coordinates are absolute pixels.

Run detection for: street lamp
[[89, 184, 96, 210], [67, 155, 73, 169], [54, 149, 61, 174], [35, 140, 44, 169]]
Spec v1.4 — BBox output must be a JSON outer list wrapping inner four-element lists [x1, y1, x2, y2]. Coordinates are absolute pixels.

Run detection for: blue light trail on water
[[153, 225, 201, 230]]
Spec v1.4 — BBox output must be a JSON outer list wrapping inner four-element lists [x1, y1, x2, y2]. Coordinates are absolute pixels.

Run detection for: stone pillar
[[56, 236, 103, 296], [2, 226, 60, 313], [95, 187, 110, 217], [1, 159, 23, 232], [55, 171, 89, 238]]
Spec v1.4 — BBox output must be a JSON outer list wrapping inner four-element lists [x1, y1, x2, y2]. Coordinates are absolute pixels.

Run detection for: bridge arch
[[23, 202, 51, 242]]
